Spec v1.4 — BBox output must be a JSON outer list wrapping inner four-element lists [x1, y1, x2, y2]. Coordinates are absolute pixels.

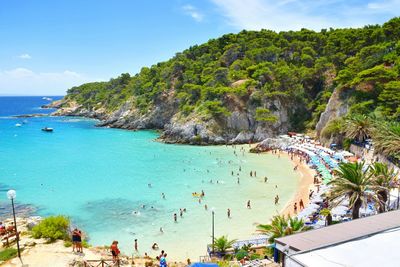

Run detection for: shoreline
[[273, 152, 316, 217]]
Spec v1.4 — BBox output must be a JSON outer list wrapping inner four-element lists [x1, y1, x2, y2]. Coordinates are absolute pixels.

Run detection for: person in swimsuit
[[110, 241, 120, 263], [227, 208, 231, 218], [134, 239, 138, 251], [71, 228, 79, 252], [247, 200, 251, 209], [160, 253, 167, 267], [76, 230, 83, 253]]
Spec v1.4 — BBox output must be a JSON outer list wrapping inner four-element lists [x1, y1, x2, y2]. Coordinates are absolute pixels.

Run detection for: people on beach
[[110, 241, 120, 263], [237, 177, 240, 184], [247, 200, 251, 209], [160, 227, 163, 233], [299, 199, 304, 209], [134, 239, 138, 251], [161, 193, 166, 199], [71, 228, 80, 253], [227, 208, 231, 218], [152, 243, 159, 250], [180, 209, 183, 217], [174, 213, 177, 222], [160, 253, 167, 267], [294, 202, 298, 213], [264, 176, 268, 183], [250, 171, 253, 177]]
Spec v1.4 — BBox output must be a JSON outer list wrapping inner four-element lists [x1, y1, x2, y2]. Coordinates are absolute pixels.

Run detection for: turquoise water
[[0, 97, 300, 260]]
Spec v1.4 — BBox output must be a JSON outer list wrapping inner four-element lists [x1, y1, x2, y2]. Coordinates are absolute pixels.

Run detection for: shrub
[[235, 249, 248, 261], [250, 253, 261, 260], [0, 248, 18, 261], [32, 215, 70, 242], [64, 240, 72, 247]]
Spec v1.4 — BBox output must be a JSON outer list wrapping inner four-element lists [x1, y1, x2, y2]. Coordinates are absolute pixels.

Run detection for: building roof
[[288, 227, 400, 267], [275, 209, 400, 252]]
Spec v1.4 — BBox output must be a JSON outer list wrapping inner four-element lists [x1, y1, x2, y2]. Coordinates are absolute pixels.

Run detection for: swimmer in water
[[247, 200, 251, 209], [174, 213, 177, 222], [160, 227, 163, 233]]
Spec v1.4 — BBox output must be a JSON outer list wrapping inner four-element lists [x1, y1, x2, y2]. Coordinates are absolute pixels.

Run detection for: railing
[[82, 259, 120, 267]]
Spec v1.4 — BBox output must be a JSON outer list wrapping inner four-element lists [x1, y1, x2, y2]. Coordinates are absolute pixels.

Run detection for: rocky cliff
[[50, 91, 302, 145]]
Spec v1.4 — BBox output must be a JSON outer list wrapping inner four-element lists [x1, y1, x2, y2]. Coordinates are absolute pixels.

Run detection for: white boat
[[15, 123, 22, 127], [42, 97, 53, 101]]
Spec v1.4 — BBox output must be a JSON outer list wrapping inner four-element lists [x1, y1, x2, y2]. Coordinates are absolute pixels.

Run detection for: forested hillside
[[54, 17, 400, 145]]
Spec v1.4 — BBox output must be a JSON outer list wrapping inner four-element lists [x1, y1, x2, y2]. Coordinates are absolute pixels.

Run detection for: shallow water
[[0, 97, 300, 260]]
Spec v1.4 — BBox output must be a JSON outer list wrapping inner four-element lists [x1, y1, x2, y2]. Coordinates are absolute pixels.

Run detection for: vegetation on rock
[[61, 17, 400, 135]]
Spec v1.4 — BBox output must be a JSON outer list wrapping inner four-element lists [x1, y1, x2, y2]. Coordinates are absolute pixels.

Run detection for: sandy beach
[[273, 151, 316, 217]]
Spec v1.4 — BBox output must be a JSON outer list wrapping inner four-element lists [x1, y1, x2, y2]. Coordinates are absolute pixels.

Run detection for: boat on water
[[41, 127, 54, 132], [15, 123, 22, 127], [42, 97, 53, 101]]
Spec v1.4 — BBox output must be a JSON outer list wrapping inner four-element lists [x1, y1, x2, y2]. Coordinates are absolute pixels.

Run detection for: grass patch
[[0, 248, 18, 261]]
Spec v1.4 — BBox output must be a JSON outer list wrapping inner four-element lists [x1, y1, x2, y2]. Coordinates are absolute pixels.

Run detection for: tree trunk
[[378, 191, 388, 213], [352, 198, 362, 219]]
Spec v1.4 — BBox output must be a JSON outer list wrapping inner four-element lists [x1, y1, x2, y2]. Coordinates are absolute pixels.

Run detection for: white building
[[275, 210, 400, 267]]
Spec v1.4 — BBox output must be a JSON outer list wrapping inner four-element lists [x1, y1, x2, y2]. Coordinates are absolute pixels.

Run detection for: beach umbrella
[[331, 205, 348, 216]]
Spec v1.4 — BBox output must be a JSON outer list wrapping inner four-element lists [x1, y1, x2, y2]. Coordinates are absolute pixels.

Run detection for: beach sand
[[280, 152, 316, 217]]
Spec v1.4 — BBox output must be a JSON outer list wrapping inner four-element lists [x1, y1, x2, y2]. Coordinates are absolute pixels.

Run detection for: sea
[[0, 96, 300, 260]]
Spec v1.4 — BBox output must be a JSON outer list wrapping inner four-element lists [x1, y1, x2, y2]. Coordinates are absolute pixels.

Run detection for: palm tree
[[327, 162, 378, 219], [369, 162, 397, 213], [213, 235, 237, 255], [256, 214, 309, 244], [372, 122, 400, 159], [344, 114, 374, 142], [320, 208, 333, 226]]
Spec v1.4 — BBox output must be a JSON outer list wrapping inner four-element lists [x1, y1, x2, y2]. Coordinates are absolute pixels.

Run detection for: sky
[[0, 0, 399, 96]]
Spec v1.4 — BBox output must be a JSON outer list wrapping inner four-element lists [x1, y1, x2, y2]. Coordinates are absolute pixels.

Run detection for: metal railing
[[82, 259, 120, 267]]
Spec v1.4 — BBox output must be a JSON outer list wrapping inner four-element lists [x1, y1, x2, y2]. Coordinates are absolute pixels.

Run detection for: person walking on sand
[[294, 202, 298, 214], [174, 213, 177, 222], [227, 208, 231, 218], [247, 200, 251, 209], [300, 199, 304, 209], [134, 239, 138, 251], [111, 241, 120, 263]]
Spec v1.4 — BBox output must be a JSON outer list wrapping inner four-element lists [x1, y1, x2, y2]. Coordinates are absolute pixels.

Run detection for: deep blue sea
[[0, 96, 299, 260]]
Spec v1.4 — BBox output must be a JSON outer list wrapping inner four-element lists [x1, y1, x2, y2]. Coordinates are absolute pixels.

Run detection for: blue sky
[[0, 0, 398, 95]]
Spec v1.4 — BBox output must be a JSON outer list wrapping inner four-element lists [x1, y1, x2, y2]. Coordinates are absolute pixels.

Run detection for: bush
[[250, 253, 261, 260], [0, 248, 18, 261], [64, 240, 72, 247], [32, 215, 70, 242], [235, 249, 248, 261]]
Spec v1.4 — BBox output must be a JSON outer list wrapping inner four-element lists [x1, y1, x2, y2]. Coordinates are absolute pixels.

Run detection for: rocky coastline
[[45, 96, 301, 145]]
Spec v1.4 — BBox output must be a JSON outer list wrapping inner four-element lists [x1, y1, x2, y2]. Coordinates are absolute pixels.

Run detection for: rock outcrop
[[51, 93, 300, 145]]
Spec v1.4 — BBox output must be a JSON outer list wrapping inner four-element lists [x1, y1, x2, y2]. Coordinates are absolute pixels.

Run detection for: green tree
[[327, 162, 378, 219], [213, 236, 237, 255], [369, 162, 397, 213], [256, 215, 309, 244]]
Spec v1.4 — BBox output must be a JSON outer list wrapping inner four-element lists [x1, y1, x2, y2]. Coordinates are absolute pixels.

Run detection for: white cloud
[[18, 53, 32, 59], [0, 68, 90, 95], [367, 0, 400, 13], [182, 5, 204, 22], [210, 0, 399, 31]]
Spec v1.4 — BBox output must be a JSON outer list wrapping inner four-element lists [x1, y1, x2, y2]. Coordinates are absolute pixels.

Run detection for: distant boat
[[42, 97, 53, 101], [41, 127, 54, 132], [15, 123, 22, 127]]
